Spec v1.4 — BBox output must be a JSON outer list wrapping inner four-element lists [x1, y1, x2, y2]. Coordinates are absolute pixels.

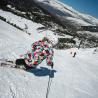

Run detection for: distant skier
[[70, 47, 77, 57], [73, 52, 76, 57], [93, 48, 98, 54], [15, 37, 58, 70]]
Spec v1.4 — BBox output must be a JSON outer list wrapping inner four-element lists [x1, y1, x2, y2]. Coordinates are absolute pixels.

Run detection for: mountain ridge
[[33, 0, 98, 27]]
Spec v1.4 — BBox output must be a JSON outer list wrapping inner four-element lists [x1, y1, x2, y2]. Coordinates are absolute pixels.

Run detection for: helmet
[[46, 33, 58, 46]]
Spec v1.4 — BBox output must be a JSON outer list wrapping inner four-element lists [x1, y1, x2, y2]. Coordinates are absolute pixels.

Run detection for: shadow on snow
[[28, 67, 57, 78]]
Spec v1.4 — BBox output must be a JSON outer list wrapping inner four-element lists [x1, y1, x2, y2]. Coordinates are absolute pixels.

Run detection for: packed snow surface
[[0, 18, 98, 98], [0, 0, 98, 97]]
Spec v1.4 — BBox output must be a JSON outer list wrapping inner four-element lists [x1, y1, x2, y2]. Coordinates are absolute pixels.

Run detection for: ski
[[0, 59, 26, 70]]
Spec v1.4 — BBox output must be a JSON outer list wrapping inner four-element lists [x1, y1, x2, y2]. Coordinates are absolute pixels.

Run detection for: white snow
[[0, 19, 32, 60], [0, 9, 43, 35], [0, 1, 98, 97], [0, 17, 98, 98]]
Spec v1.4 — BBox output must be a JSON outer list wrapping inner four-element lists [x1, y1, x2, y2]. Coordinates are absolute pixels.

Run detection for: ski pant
[[15, 59, 33, 70]]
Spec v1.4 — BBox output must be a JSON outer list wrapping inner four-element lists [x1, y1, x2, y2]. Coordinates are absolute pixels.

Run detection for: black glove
[[50, 62, 54, 69]]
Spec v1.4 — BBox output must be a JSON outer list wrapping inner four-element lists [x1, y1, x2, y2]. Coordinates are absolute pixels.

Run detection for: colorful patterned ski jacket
[[24, 40, 54, 67]]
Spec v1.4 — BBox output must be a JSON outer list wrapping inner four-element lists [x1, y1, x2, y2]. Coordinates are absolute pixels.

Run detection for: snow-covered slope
[[33, 0, 98, 27], [0, 9, 43, 35], [0, 20, 31, 60], [0, 19, 45, 60], [0, 45, 98, 98], [0, 0, 98, 97], [0, 18, 57, 60], [0, 18, 98, 98]]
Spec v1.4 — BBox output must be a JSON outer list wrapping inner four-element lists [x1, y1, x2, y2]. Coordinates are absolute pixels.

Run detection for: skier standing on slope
[[70, 47, 77, 57], [15, 37, 58, 70]]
